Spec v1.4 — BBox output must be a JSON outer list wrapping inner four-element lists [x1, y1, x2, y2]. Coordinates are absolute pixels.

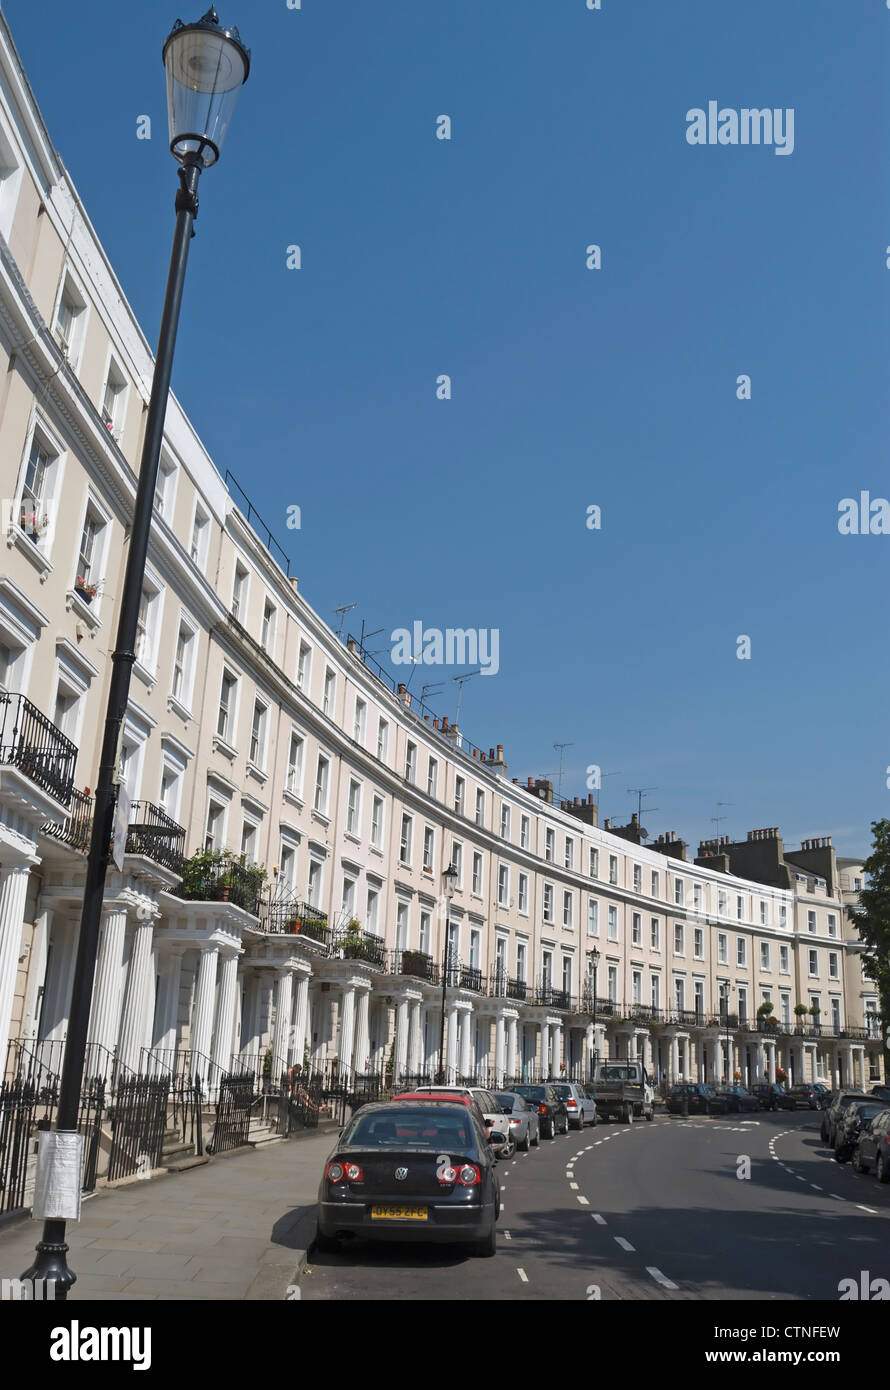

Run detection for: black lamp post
[[23, 7, 248, 1300], [590, 946, 600, 1080], [435, 865, 459, 1084]]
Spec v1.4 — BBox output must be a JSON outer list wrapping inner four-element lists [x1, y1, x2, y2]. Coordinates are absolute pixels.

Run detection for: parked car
[[869, 1085, 890, 1105], [750, 1084, 794, 1112], [821, 1091, 874, 1147], [835, 1100, 886, 1153], [315, 1099, 502, 1256], [712, 1084, 760, 1114], [493, 1091, 540, 1150], [812, 1083, 833, 1110], [404, 1086, 516, 1159], [548, 1081, 597, 1130], [509, 1083, 569, 1138], [591, 1060, 655, 1122], [786, 1083, 822, 1110], [666, 1084, 719, 1116], [852, 1108, 890, 1182]]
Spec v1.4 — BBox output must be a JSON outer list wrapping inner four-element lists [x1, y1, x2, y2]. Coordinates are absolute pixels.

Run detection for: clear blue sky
[[7, 0, 889, 857]]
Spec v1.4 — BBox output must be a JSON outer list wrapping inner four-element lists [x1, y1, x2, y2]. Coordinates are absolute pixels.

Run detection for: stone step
[[165, 1153, 210, 1173]]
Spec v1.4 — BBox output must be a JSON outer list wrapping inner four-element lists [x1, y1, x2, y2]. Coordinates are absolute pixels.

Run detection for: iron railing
[[277, 1069, 324, 1134], [0, 1076, 105, 1216], [391, 949, 439, 984], [0, 691, 76, 807], [124, 800, 186, 874], [208, 1074, 254, 1154], [225, 470, 295, 578], [331, 929, 386, 969], [176, 858, 263, 916], [41, 786, 93, 852], [106, 1076, 170, 1183]]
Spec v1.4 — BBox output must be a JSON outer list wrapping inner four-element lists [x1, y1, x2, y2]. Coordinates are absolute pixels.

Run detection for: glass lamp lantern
[[163, 6, 250, 167]]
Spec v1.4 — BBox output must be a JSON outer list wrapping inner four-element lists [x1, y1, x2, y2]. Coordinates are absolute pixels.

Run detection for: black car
[[666, 1084, 718, 1115], [835, 1100, 886, 1153], [786, 1083, 822, 1110], [712, 1084, 760, 1114], [869, 1085, 890, 1105], [315, 1100, 501, 1257], [510, 1083, 569, 1138], [852, 1108, 890, 1181], [821, 1091, 874, 1146], [750, 1084, 794, 1112]]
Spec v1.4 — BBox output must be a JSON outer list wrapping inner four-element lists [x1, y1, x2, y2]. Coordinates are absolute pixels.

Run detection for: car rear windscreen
[[514, 1086, 546, 1101], [345, 1109, 477, 1149]]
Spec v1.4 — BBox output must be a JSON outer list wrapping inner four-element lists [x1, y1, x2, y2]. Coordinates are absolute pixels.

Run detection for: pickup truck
[[592, 1061, 655, 1122]]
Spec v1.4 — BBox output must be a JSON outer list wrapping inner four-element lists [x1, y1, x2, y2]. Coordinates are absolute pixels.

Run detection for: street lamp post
[[22, 7, 249, 1299], [590, 947, 600, 1080], [436, 865, 459, 1084]]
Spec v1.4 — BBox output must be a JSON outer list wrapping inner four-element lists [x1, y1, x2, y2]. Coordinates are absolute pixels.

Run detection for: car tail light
[[538, 1104, 548, 1114], [509, 1117, 520, 1125], [567, 1100, 578, 1109], [345, 1163, 363, 1181], [438, 1165, 458, 1185], [458, 1164, 481, 1185], [326, 1162, 345, 1183]]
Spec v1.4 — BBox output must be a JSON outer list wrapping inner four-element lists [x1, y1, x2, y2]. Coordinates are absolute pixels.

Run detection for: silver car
[[411, 1085, 516, 1158], [493, 1091, 541, 1151], [548, 1081, 598, 1130]]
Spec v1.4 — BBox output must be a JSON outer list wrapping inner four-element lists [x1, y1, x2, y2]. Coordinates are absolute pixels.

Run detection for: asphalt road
[[298, 1110, 890, 1301]]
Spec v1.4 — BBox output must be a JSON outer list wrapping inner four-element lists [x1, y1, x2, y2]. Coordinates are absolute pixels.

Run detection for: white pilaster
[[117, 917, 154, 1073], [0, 863, 35, 1062]]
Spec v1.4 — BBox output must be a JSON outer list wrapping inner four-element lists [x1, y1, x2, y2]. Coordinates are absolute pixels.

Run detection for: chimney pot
[[397, 683, 406, 694], [346, 638, 356, 653], [489, 749, 495, 760], [496, 744, 503, 760], [527, 777, 534, 788], [442, 716, 448, 728], [424, 714, 430, 722], [433, 718, 439, 729]]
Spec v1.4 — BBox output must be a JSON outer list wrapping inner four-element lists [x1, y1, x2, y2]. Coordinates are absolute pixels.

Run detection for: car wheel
[[852, 1146, 866, 1174], [314, 1231, 342, 1255], [645, 1106, 654, 1121], [520, 1130, 531, 1152], [877, 1153, 889, 1185], [626, 1105, 634, 1125], [472, 1223, 497, 1258], [561, 1115, 569, 1135], [503, 1138, 516, 1160], [548, 1121, 558, 1140], [532, 1126, 540, 1147]]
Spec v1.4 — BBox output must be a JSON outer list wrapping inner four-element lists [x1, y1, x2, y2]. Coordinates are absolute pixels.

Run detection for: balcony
[[332, 926, 386, 969], [124, 800, 186, 874], [535, 982, 571, 1010], [177, 851, 265, 916], [506, 977, 528, 1002], [0, 691, 76, 807], [458, 965, 484, 993], [42, 786, 92, 852], [258, 897, 330, 947], [391, 949, 438, 984]]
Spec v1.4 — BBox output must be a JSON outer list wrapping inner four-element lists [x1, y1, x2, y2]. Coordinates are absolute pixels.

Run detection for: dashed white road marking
[[593, 1141, 603, 1146], [811, 1185, 823, 1192], [831, 1194, 846, 1202], [517, 1268, 528, 1283], [646, 1266, 678, 1290], [569, 1182, 579, 1190], [856, 1205, 878, 1214], [592, 1214, 607, 1225], [795, 1175, 806, 1182], [614, 1236, 635, 1252], [504, 1230, 512, 1240], [585, 1146, 593, 1151], [577, 1195, 590, 1206]]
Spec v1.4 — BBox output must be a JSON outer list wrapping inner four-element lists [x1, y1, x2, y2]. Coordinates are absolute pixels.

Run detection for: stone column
[[190, 944, 219, 1079], [539, 1020, 550, 1079], [670, 1035, 680, 1083], [212, 951, 240, 1076], [272, 969, 294, 1079], [0, 861, 33, 1063], [339, 984, 356, 1078], [394, 995, 410, 1080], [551, 1021, 563, 1076], [506, 1016, 518, 1081], [459, 1007, 473, 1078], [117, 917, 155, 1073], [494, 1015, 506, 1087], [238, 973, 261, 1057], [21, 905, 51, 1041], [152, 950, 183, 1059], [353, 988, 370, 1075], [445, 1002, 459, 1082], [85, 900, 128, 1050], [407, 1000, 421, 1074], [755, 1038, 765, 1081], [39, 917, 76, 1045], [767, 1041, 776, 1083], [292, 973, 310, 1069]]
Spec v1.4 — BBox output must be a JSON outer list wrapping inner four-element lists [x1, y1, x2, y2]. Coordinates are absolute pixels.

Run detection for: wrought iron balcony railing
[[177, 857, 264, 916], [459, 965, 484, 993], [42, 786, 92, 852], [124, 800, 186, 874], [259, 898, 329, 945], [332, 929, 386, 969], [390, 949, 439, 984], [0, 691, 76, 807]]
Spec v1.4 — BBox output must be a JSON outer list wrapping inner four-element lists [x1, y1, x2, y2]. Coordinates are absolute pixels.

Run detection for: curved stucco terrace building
[[0, 12, 883, 1108]]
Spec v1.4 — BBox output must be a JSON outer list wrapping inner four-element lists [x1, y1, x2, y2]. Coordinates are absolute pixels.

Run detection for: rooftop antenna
[[358, 620, 384, 655], [420, 682, 444, 707], [627, 786, 659, 825], [712, 802, 733, 837], [553, 742, 574, 801], [452, 669, 482, 725], [594, 769, 622, 808], [335, 602, 357, 636]]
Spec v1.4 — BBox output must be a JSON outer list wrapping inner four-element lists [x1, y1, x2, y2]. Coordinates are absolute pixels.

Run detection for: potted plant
[[74, 575, 101, 604], [794, 1003, 809, 1018], [20, 508, 48, 542], [340, 918, 366, 959], [725, 1012, 738, 1027]]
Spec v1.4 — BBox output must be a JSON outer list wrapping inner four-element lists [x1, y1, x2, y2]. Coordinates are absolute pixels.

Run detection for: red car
[[391, 1091, 493, 1137]]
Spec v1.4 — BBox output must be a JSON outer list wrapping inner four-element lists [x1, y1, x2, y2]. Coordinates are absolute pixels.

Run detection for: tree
[[846, 818, 890, 1024]]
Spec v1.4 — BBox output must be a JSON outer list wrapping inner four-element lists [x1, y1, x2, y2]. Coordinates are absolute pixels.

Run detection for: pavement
[[0, 1126, 336, 1301]]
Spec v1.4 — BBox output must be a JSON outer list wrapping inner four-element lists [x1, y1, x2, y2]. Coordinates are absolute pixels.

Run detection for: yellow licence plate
[[370, 1205, 428, 1221]]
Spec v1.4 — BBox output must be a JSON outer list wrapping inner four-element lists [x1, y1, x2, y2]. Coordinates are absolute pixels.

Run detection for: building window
[[370, 795, 384, 849], [170, 620, 196, 706], [472, 784, 482, 823], [674, 977, 685, 1012], [609, 855, 618, 886], [562, 956, 573, 998], [633, 864, 642, 893], [285, 732, 304, 797], [760, 942, 770, 971], [351, 697, 366, 745], [241, 819, 258, 864], [563, 891, 573, 928], [760, 901, 768, 926], [588, 900, 599, 936], [693, 927, 703, 958], [607, 965, 618, 1003], [545, 829, 554, 862], [367, 888, 380, 935], [516, 942, 527, 983], [674, 877, 684, 906], [204, 799, 225, 851], [650, 973, 660, 1009], [423, 826, 435, 872], [472, 852, 483, 895], [313, 755, 330, 814], [564, 838, 574, 870], [249, 699, 268, 768], [470, 930, 481, 971], [217, 671, 237, 742], [323, 669, 336, 717], [718, 890, 727, 916], [736, 937, 747, 967], [427, 757, 438, 798], [736, 895, 744, 922], [53, 274, 86, 364], [808, 949, 818, 976], [190, 503, 209, 571], [500, 804, 511, 840], [396, 903, 409, 953], [375, 717, 388, 762], [231, 564, 248, 619], [589, 847, 599, 879], [520, 815, 530, 850], [261, 601, 277, 653], [779, 903, 787, 927], [779, 944, 789, 974], [608, 906, 618, 941], [452, 841, 463, 888], [674, 923, 684, 955], [76, 507, 105, 589], [400, 814, 413, 866], [101, 360, 127, 439], [134, 580, 163, 671], [418, 911, 430, 956], [694, 980, 704, 1018], [651, 918, 660, 950], [828, 952, 839, 980], [346, 779, 361, 836], [297, 640, 312, 692], [632, 912, 642, 946], [542, 883, 554, 922], [307, 858, 323, 907], [498, 865, 509, 908], [737, 988, 748, 1025], [650, 870, 659, 897], [632, 970, 642, 1005], [827, 914, 837, 938], [807, 910, 816, 933], [693, 884, 703, 911], [717, 932, 728, 964], [155, 453, 178, 519], [405, 741, 417, 783], [518, 871, 528, 912], [455, 777, 467, 815]]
